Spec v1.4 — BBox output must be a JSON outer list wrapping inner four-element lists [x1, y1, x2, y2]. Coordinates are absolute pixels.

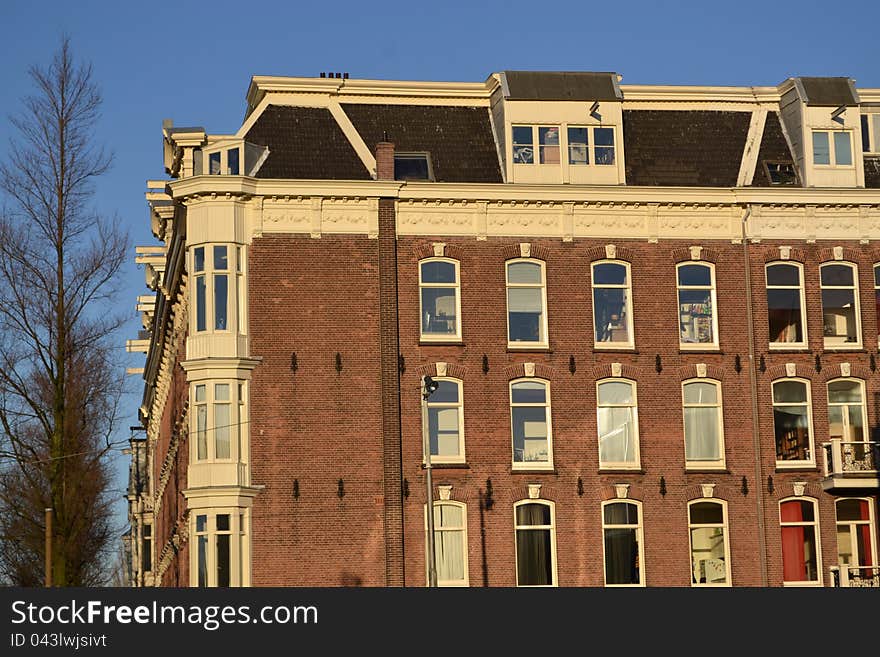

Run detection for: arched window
[[506, 259, 548, 347], [592, 260, 634, 348], [766, 262, 807, 348], [424, 378, 465, 463], [827, 378, 867, 443], [602, 500, 644, 586], [510, 379, 552, 470], [835, 498, 877, 582], [676, 262, 718, 348], [597, 379, 639, 469], [682, 379, 725, 469], [820, 262, 861, 349], [772, 379, 814, 466], [688, 500, 731, 586], [780, 498, 822, 585], [419, 258, 461, 341], [425, 501, 468, 587], [514, 500, 557, 586]]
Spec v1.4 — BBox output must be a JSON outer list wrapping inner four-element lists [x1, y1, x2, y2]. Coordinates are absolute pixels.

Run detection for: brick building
[[126, 71, 880, 587]]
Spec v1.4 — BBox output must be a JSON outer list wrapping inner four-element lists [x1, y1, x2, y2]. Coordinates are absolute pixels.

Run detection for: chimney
[[375, 139, 395, 180]]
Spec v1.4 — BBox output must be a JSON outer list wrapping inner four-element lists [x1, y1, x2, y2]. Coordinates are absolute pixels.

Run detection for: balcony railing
[[830, 565, 880, 587], [821, 440, 879, 490]]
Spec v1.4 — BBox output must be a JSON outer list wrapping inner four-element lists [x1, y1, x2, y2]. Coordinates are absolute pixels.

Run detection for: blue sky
[[2, 0, 879, 537]]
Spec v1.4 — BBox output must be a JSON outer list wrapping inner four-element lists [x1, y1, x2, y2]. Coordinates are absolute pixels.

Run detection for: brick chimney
[[375, 141, 395, 180]]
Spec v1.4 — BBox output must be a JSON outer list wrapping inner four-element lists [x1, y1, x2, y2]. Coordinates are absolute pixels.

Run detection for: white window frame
[[766, 261, 808, 349], [424, 501, 469, 587], [771, 378, 815, 468], [835, 497, 878, 571], [424, 377, 465, 464], [687, 499, 731, 587], [820, 261, 862, 350], [779, 497, 823, 587], [596, 378, 640, 470], [511, 125, 561, 165], [190, 509, 249, 587], [201, 144, 243, 175], [418, 257, 462, 342], [191, 244, 243, 335], [862, 113, 880, 154], [812, 129, 854, 167], [826, 378, 868, 443], [601, 499, 645, 587], [682, 379, 726, 470], [676, 262, 720, 350], [566, 125, 617, 166], [509, 378, 553, 471], [591, 260, 634, 349], [505, 258, 549, 349], [513, 499, 557, 587], [191, 380, 246, 464]]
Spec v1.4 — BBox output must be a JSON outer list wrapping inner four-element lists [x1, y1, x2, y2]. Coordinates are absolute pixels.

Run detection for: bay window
[[191, 244, 245, 335], [192, 510, 249, 587]]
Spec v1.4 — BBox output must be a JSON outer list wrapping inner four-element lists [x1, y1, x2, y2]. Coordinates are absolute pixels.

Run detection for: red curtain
[[781, 502, 806, 581]]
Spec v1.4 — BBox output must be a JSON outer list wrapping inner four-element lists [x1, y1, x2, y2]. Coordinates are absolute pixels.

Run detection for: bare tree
[[0, 38, 128, 586]]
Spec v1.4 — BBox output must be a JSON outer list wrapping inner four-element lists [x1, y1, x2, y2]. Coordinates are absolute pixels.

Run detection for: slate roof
[[797, 77, 859, 107], [865, 157, 880, 188], [245, 105, 370, 180], [340, 104, 503, 183], [623, 110, 751, 186], [751, 112, 797, 187], [501, 71, 621, 101]]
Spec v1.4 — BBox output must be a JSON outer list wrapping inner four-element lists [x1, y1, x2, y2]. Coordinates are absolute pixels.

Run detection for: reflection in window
[[835, 498, 876, 572], [677, 263, 717, 346], [594, 127, 615, 165], [567, 127, 588, 165], [419, 259, 460, 340], [597, 380, 639, 468], [426, 379, 464, 462], [689, 501, 729, 586], [512, 126, 534, 164], [821, 263, 860, 348], [780, 499, 821, 584], [683, 380, 724, 467], [539, 126, 560, 164], [592, 261, 632, 346], [827, 379, 866, 443], [506, 260, 547, 346], [227, 148, 239, 175], [813, 130, 853, 166], [515, 501, 556, 586], [510, 380, 552, 468], [772, 380, 813, 463], [603, 501, 643, 586], [766, 263, 806, 346]]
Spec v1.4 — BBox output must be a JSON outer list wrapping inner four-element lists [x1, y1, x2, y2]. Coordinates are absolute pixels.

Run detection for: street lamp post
[[421, 375, 440, 587]]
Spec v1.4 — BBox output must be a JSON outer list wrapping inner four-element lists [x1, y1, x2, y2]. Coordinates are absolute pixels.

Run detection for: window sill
[[685, 468, 730, 474], [423, 462, 469, 470], [593, 347, 639, 354], [507, 347, 553, 354], [822, 347, 866, 353], [419, 341, 465, 347], [774, 464, 818, 472], [767, 346, 810, 352], [679, 347, 723, 354], [510, 468, 557, 475], [598, 468, 645, 475]]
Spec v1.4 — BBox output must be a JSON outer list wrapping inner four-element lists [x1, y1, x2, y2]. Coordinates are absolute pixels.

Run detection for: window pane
[[196, 515, 207, 532], [604, 527, 640, 585], [837, 498, 870, 522], [822, 289, 857, 342], [195, 276, 206, 332], [863, 115, 871, 152], [421, 260, 456, 283], [538, 126, 560, 165], [828, 380, 862, 403], [593, 262, 627, 285], [511, 381, 547, 404], [507, 262, 543, 284], [679, 289, 714, 343], [813, 131, 830, 165], [683, 382, 717, 404], [430, 380, 459, 403], [598, 407, 637, 464], [568, 127, 588, 165], [685, 406, 720, 461], [517, 529, 552, 585], [834, 132, 852, 165], [773, 381, 807, 403], [215, 383, 230, 401], [213, 245, 228, 270], [782, 525, 818, 581], [516, 503, 551, 526], [512, 126, 534, 164], [568, 127, 588, 146], [195, 384, 206, 402], [821, 264, 854, 286], [507, 286, 543, 311], [768, 289, 803, 343], [209, 151, 221, 174], [604, 502, 638, 525], [594, 288, 629, 343], [216, 514, 230, 531], [429, 407, 460, 457], [214, 403, 230, 459], [594, 127, 615, 165], [874, 265, 880, 287], [512, 407, 548, 463], [197, 405, 207, 460], [435, 504, 463, 527], [435, 528, 465, 582], [690, 502, 724, 524], [214, 275, 228, 330], [508, 294, 543, 343], [598, 381, 633, 405], [874, 116, 880, 151], [216, 534, 230, 587], [767, 264, 800, 287], [394, 154, 430, 181], [197, 536, 208, 586], [227, 148, 240, 175], [421, 288, 457, 335], [194, 246, 205, 272], [691, 527, 727, 584], [774, 406, 811, 460], [678, 264, 712, 286]]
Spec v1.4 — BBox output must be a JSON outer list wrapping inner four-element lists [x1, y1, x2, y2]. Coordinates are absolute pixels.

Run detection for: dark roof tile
[[865, 157, 880, 188], [752, 112, 798, 187]]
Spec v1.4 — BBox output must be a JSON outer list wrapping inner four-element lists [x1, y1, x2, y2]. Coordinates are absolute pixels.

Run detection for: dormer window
[[812, 130, 853, 166], [763, 161, 799, 185], [862, 114, 880, 153], [567, 126, 615, 165], [394, 153, 433, 181]]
